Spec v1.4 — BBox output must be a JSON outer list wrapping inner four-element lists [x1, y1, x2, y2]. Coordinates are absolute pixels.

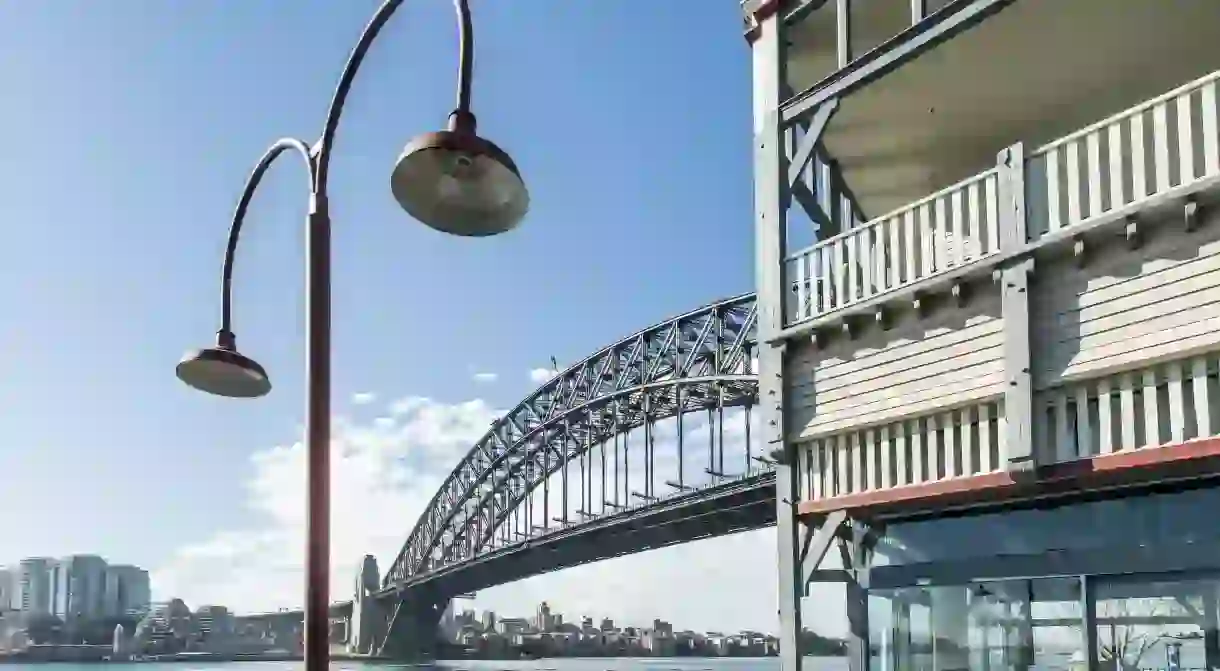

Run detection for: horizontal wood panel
[[787, 287, 1005, 439], [1034, 208, 1220, 387]]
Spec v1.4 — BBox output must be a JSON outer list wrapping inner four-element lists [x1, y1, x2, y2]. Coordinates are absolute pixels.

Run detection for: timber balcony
[[782, 68, 1220, 517]]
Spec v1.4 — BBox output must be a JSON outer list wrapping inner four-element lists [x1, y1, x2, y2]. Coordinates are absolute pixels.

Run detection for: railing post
[[747, 4, 803, 671], [996, 142, 1037, 472]]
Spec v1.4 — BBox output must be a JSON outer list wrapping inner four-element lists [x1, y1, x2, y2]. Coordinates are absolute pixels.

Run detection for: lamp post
[[173, 1, 529, 668]]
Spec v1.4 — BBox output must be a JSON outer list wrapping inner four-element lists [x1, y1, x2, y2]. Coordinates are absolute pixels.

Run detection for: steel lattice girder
[[382, 294, 759, 586]]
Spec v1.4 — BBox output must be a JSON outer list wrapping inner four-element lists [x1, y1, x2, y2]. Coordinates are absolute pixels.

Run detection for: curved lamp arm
[[313, 0, 475, 198], [218, 138, 315, 342], [218, 0, 477, 345]]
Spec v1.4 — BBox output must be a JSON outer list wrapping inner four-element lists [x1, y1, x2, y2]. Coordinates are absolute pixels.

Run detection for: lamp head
[[176, 335, 271, 399], [390, 111, 529, 237]]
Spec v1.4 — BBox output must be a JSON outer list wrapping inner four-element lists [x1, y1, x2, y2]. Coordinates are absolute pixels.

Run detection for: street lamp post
[[173, 1, 529, 669]]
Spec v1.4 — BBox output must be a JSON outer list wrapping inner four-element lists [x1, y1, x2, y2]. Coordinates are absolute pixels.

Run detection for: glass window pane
[[1095, 576, 1217, 671]]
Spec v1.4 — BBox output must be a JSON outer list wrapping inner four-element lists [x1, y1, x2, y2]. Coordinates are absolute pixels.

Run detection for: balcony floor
[[787, 0, 1220, 219]]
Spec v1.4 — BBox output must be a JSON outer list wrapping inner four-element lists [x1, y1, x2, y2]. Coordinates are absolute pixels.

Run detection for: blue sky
[[0, 1, 833, 633]]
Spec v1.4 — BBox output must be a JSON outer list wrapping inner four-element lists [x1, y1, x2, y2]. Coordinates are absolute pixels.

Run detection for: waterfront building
[[745, 1, 1220, 670], [194, 604, 234, 643], [104, 564, 150, 617], [50, 554, 107, 621], [534, 601, 551, 632], [495, 616, 528, 636], [16, 558, 53, 614], [0, 567, 12, 611]]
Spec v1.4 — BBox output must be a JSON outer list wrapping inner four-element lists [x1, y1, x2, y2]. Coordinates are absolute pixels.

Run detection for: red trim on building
[[796, 437, 1220, 518]]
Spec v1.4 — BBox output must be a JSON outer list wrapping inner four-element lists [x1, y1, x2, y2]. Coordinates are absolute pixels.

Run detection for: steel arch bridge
[[380, 292, 765, 594]]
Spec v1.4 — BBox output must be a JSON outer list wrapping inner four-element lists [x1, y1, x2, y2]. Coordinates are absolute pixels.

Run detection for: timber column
[[745, 3, 801, 671]]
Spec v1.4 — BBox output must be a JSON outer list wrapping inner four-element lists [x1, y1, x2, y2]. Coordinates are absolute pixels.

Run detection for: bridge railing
[[783, 68, 1220, 328]]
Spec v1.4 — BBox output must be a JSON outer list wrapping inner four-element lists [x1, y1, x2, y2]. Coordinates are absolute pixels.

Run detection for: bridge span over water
[[332, 293, 771, 657]]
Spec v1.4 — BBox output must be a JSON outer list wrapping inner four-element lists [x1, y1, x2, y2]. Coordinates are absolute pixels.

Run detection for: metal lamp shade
[[390, 130, 529, 237], [176, 347, 272, 399]]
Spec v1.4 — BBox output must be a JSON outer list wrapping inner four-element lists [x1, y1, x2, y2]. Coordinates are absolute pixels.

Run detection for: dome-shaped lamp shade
[[390, 130, 529, 237], [176, 347, 271, 399]]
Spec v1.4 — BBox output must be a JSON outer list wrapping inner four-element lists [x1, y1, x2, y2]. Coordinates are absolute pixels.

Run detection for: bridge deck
[[781, 66, 1220, 519]]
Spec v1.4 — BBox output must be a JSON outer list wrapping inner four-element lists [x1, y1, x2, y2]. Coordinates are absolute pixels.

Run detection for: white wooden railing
[[783, 68, 1220, 327], [799, 398, 1007, 501], [784, 169, 1002, 324], [1035, 353, 1220, 465], [798, 351, 1220, 503], [1027, 70, 1220, 240]]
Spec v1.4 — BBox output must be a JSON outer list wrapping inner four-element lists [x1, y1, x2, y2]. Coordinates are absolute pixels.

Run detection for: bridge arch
[[383, 293, 758, 586]]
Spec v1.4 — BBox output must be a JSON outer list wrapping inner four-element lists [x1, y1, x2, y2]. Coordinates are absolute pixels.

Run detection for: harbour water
[[0, 659, 847, 671]]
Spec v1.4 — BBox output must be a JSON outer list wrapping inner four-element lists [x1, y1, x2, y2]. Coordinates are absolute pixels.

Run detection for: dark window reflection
[[869, 573, 1220, 671], [873, 486, 1220, 568]]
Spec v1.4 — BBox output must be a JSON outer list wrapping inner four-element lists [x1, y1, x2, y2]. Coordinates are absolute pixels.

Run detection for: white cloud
[[528, 367, 558, 384], [471, 372, 498, 384], [350, 392, 376, 406], [152, 395, 841, 635]]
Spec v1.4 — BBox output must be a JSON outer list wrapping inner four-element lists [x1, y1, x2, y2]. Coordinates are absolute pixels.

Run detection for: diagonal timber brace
[[799, 508, 846, 591], [787, 99, 838, 190]]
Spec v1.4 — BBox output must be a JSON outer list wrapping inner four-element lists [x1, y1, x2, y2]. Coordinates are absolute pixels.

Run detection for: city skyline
[[0, 554, 151, 621], [0, 0, 822, 638]]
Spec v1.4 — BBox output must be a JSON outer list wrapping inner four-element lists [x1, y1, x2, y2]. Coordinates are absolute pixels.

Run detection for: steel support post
[[996, 142, 1036, 472], [749, 6, 803, 671]]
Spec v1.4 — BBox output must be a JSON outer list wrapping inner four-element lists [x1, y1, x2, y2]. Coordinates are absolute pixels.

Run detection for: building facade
[[51, 554, 108, 621], [104, 564, 151, 617], [744, 1, 1220, 671], [6, 555, 149, 620], [17, 558, 54, 615], [0, 567, 13, 612]]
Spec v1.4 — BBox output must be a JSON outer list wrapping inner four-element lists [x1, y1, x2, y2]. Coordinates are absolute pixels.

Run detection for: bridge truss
[[383, 293, 763, 588]]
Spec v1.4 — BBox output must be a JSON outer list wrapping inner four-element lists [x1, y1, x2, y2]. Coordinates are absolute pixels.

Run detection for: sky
[[0, 1, 841, 636]]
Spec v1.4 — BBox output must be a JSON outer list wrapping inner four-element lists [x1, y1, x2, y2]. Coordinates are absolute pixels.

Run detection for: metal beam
[[782, 0, 1015, 123]]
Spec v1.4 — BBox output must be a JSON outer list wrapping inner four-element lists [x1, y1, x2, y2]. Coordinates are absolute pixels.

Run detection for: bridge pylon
[[375, 590, 449, 661], [348, 554, 389, 655]]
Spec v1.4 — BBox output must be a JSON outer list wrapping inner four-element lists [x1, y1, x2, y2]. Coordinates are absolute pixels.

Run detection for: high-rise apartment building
[[51, 555, 108, 621], [17, 558, 54, 614], [10, 555, 150, 619], [104, 565, 151, 616], [0, 566, 13, 611]]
